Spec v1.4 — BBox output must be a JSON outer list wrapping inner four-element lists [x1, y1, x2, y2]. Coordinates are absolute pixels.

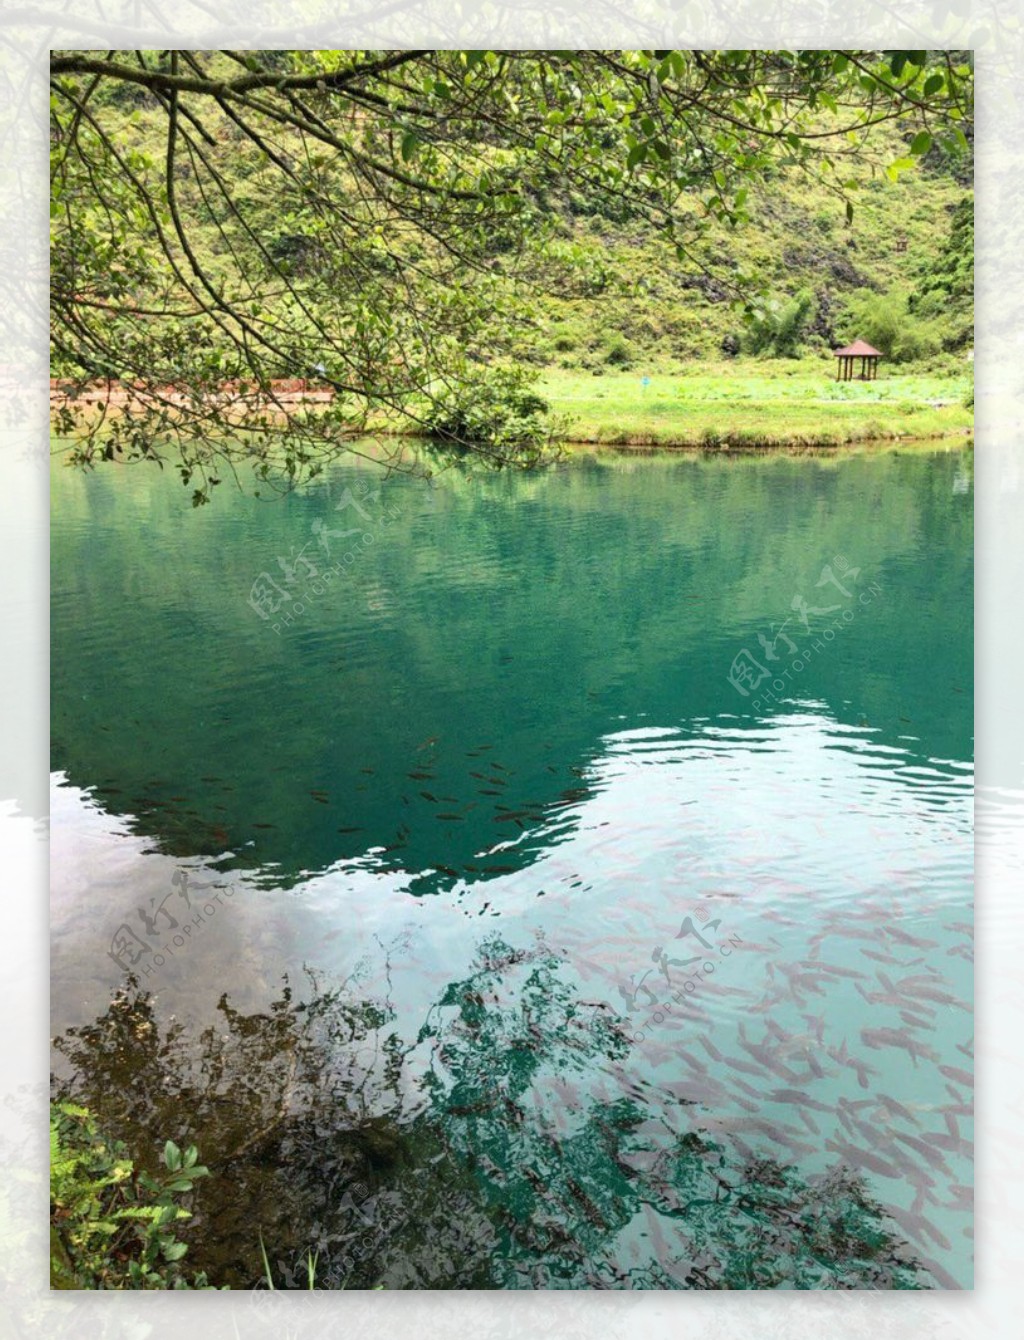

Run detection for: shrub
[[50, 1101, 215, 1289], [838, 291, 941, 364], [742, 290, 814, 358], [423, 366, 554, 462], [604, 334, 634, 367]]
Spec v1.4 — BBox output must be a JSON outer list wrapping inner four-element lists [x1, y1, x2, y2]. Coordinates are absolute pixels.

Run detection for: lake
[[51, 443, 973, 1289]]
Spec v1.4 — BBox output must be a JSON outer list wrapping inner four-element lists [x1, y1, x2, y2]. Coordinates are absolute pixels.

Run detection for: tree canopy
[[50, 48, 973, 499]]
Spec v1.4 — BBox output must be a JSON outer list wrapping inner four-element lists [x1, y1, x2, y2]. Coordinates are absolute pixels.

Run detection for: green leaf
[[909, 132, 932, 156], [845, 199, 854, 224], [626, 143, 646, 170], [832, 53, 849, 74], [923, 73, 945, 96], [163, 1141, 181, 1172], [400, 132, 421, 162]]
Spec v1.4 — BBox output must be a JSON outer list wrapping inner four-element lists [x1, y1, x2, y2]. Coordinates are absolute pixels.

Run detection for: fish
[[721, 1053, 770, 1081], [891, 1130, 950, 1172], [420, 791, 438, 803], [904, 984, 967, 1009], [860, 1027, 938, 1065], [861, 948, 926, 968], [824, 1137, 900, 1180], [939, 1064, 973, 1088], [677, 1048, 709, 1076], [407, 770, 434, 781], [698, 1034, 723, 1062], [252, 822, 275, 829], [886, 1205, 946, 1251], [875, 1093, 920, 1127], [800, 959, 867, 980], [928, 1131, 973, 1158], [805, 1052, 826, 1080], [723, 1074, 763, 1102], [898, 1010, 935, 1030], [336, 826, 364, 834], [827, 1041, 877, 1088], [886, 927, 939, 949], [767, 1088, 833, 1113], [940, 1185, 973, 1212], [800, 1013, 826, 1044]]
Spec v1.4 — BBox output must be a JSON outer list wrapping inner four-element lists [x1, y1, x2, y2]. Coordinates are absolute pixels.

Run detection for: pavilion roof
[[833, 339, 884, 358]]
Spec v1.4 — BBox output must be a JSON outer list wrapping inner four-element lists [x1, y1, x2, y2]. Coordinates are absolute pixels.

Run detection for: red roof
[[833, 339, 884, 358]]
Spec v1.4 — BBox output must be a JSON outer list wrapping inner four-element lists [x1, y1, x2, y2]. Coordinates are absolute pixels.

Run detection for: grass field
[[538, 360, 973, 448]]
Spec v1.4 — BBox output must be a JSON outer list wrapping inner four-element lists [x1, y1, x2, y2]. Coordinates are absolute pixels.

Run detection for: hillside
[[50, 50, 973, 468], [520, 130, 972, 374]]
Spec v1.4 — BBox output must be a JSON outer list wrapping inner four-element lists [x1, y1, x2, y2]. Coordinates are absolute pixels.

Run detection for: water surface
[[51, 444, 973, 1289]]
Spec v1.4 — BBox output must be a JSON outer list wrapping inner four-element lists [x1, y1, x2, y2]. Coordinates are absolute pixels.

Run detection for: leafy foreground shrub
[[50, 1101, 216, 1289], [423, 367, 557, 464]]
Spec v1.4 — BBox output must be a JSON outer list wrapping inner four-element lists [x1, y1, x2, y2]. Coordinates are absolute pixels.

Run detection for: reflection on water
[[51, 445, 973, 1288], [54, 953, 935, 1290]]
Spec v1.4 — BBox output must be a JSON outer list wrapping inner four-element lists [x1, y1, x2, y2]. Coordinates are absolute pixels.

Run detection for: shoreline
[[49, 374, 974, 457]]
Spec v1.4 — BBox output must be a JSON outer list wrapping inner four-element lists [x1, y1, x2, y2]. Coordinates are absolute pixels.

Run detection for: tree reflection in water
[[52, 935, 930, 1289]]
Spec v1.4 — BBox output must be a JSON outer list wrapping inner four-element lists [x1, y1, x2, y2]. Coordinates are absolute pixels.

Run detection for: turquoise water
[[51, 445, 973, 1289]]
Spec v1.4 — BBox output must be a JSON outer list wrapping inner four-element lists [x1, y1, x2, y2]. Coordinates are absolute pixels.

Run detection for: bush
[[50, 1101, 216, 1289], [838, 291, 941, 364], [742, 290, 814, 358], [423, 366, 554, 462], [604, 334, 634, 367]]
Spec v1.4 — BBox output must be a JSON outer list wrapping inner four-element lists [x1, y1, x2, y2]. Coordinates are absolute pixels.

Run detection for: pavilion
[[833, 339, 884, 382]]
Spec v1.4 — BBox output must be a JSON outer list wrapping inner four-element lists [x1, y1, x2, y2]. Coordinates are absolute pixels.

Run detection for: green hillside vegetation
[[521, 141, 972, 378], [51, 50, 973, 476]]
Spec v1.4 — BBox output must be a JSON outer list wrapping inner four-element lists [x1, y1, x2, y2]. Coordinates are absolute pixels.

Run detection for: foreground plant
[[50, 1101, 216, 1289]]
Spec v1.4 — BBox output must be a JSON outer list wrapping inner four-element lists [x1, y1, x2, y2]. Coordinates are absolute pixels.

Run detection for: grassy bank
[[537, 361, 973, 448], [51, 359, 974, 462]]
